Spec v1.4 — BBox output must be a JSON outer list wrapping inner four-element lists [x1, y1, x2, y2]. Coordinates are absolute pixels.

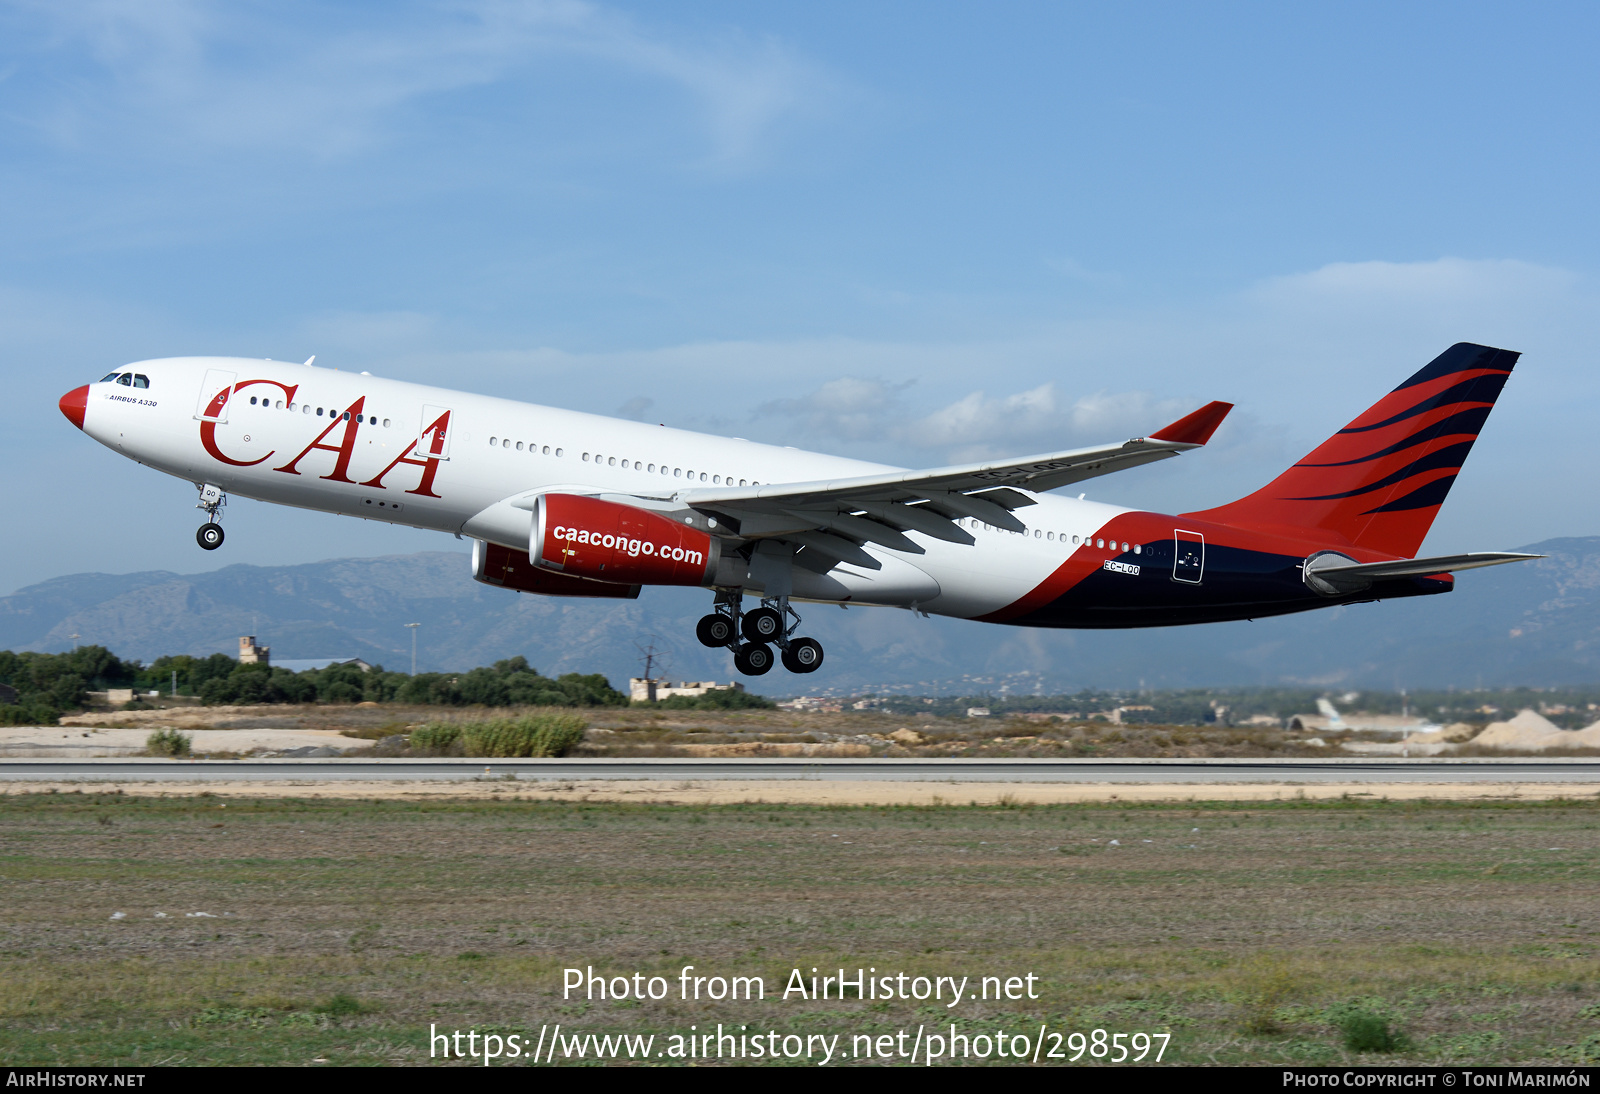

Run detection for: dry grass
[[2, 792, 1600, 1065]]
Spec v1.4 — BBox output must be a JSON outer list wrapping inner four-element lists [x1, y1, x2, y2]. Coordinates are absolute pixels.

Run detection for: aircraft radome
[[59, 343, 1538, 677]]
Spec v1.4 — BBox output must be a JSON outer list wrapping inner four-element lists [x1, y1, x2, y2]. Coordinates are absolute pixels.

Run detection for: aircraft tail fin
[[1186, 343, 1519, 557]]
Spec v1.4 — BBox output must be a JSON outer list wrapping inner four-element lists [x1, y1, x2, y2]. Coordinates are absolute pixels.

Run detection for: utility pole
[[405, 623, 421, 676]]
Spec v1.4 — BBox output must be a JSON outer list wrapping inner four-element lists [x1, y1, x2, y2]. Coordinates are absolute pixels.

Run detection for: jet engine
[[472, 539, 641, 598], [531, 493, 719, 587]]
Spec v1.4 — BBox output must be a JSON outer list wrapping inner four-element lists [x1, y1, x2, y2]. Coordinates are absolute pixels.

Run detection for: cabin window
[[608, 457, 616, 466], [1034, 530, 1041, 538], [100, 372, 121, 383], [277, 401, 285, 409], [674, 468, 682, 477], [382, 418, 390, 427], [490, 437, 498, 446], [712, 475, 720, 484], [515, 441, 523, 451], [342, 411, 350, 421], [116, 374, 132, 386], [555, 448, 563, 456], [582, 452, 589, 461], [250, 396, 258, 405], [316, 407, 324, 416], [368, 415, 376, 425], [133, 375, 149, 388], [1134, 544, 1142, 555]]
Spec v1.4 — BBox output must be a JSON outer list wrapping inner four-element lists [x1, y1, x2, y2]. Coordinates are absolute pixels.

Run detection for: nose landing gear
[[697, 589, 824, 676], [195, 483, 227, 551]]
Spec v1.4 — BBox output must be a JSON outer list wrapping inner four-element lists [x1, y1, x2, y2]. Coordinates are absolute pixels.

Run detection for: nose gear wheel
[[194, 483, 228, 551]]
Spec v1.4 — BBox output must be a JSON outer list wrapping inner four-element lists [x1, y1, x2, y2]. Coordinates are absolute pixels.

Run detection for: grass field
[[2, 790, 1599, 1066]]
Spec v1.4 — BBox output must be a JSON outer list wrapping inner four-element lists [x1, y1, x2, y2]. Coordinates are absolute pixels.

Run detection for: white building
[[630, 678, 745, 703]]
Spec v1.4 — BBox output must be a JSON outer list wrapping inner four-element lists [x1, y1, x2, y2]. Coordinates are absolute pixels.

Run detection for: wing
[[676, 400, 1233, 568]]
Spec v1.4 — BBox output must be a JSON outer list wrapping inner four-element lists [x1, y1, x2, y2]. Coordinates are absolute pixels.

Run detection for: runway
[[4, 757, 1599, 783]]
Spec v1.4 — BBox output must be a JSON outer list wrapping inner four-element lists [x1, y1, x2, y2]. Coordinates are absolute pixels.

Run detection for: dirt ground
[[44, 702, 1529, 759], [2, 790, 1598, 1067]]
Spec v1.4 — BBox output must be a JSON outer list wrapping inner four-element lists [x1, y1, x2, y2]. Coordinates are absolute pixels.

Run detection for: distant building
[[238, 636, 270, 665], [776, 696, 841, 712], [630, 678, 745, 703], [966, 707, 991, 718], [272, 658, 375, 674]]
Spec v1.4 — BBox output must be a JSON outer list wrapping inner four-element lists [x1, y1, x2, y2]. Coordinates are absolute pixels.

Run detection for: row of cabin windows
[[100, 372, 150, 388], [485, 436, 759, 486], [953, 517, 1141, 554], [244, 394, 392, 428], [487, 437, 562, 457]]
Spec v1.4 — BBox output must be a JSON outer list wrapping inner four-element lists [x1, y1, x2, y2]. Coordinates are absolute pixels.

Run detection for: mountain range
[[3, 538, 1599, 694]]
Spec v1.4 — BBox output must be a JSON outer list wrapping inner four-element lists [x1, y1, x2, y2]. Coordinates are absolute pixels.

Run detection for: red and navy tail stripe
[[1186, 343, 1517, 558]]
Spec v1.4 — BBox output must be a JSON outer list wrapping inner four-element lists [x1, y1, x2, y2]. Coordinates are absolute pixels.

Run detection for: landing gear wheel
[[196, 523, 225, 551], [781, 637, 824, 674], [733, 642, 774, 676], [742, 606, 784, 643], [696, 614, 735, 647]]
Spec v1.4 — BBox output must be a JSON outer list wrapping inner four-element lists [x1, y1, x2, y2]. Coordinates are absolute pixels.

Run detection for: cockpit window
[[101, 372, 122, 383], [116, 374, 132, 386], [132, 374, 149, 389]]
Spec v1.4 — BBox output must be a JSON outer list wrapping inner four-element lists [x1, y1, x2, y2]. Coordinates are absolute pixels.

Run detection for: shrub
[[656, 689, 776, 711], [1330, 1004, 1410, 1053], [408, 724, 462, 755], [147, 729, 192, 757], [313, 993, 365, 1017], [461, 714, 587, 758]]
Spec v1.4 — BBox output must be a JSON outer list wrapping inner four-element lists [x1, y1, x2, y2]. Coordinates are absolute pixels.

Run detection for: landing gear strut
[[195, 483, 226, 551], [696, 589, 824, 676]]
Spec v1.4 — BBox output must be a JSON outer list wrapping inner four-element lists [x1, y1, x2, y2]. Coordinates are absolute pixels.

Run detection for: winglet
[[1149, 400, 1233, 445]]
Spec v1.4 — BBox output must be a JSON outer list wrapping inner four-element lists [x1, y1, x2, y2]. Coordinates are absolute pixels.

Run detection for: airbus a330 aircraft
[[58, 342, 1536, 676]]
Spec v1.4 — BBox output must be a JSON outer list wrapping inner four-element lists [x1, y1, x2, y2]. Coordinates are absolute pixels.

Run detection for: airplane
[[1311, 696, 1441, 736], [57, 341, 1539, 677]]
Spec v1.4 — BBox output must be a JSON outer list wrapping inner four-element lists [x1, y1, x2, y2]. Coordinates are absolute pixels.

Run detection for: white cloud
[[1251, 257, 1576, 307], [756, 377, 913, 442], [2, 0, 832, 166], [904, 384, 1184, 460]]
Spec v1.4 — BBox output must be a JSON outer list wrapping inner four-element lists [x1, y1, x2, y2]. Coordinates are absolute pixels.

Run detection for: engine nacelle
[[532, 493, 719, 587], [472, 539, 641, 599]]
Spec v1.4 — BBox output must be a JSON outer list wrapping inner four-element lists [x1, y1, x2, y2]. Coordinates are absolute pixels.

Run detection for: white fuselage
[[78, 356, 1134, 619]]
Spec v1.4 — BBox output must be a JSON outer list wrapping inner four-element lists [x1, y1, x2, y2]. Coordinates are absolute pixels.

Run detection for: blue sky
[[6, 1, 1600, 592]]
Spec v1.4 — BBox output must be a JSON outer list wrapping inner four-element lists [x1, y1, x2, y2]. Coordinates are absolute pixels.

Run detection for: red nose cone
[[59, 385, 88, 430]]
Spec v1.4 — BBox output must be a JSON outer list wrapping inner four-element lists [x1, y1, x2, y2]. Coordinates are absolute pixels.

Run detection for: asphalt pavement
[[2, 757, 1597, 783]]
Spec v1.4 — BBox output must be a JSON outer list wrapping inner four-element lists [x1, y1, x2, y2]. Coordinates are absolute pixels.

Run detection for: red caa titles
[[533, 494, 718, 586]]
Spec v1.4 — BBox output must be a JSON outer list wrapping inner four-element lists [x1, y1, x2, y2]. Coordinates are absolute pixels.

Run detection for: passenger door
[[1173, 529, 1205, 584], [194, 369, 238, 423]]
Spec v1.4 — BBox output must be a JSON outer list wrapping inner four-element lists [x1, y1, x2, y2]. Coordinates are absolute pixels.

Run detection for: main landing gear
[[195, 483, 226, 551], [696, 589, 824, 676]]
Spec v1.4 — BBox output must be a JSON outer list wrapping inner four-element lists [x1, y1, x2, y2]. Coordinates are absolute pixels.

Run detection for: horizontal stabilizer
[[1303, 550, 1541, 596]]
